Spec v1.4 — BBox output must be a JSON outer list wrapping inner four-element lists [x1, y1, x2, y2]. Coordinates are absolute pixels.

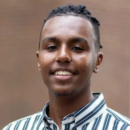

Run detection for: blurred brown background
[[0, 0, 130, 129]]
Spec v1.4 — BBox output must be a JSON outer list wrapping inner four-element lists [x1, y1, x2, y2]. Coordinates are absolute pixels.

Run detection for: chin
[[52, 89, 76, 97]]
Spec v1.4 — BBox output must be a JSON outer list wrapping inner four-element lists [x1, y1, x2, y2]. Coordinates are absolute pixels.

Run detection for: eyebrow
[[42, 37, 60, 44], [70, 37, 88, 45], [41, 36, 88, 45]]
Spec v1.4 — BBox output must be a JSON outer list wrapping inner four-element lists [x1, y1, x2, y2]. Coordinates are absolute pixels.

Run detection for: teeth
[[54, 71, 72, 76]]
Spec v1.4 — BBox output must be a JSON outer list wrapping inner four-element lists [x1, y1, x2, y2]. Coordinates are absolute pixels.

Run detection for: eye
[[47, 46, 58, 51], [72, 47, 84, 51]]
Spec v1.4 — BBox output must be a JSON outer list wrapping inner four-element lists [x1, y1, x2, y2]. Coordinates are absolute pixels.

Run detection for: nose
[[55, 45, 72, 63]]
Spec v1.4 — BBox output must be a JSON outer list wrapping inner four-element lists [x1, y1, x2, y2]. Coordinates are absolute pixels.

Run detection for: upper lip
[[50, 68, 78, 75]]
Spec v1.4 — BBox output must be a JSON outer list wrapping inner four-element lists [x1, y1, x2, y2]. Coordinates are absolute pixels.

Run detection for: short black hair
[[39, 5, 103, 51]]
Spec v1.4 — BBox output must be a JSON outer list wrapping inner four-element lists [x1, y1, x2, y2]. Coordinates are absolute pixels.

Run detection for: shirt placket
[[61, 116, 76, 130]]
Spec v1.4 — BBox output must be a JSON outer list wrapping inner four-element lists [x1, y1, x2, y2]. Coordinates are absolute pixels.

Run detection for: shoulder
[[106, 108, 130, 123], [2, 111, 43, 130], [105, 107, 130, 129]]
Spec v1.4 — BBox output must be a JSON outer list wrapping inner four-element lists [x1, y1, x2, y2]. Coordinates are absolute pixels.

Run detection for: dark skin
[[36, 15, 103, 130]]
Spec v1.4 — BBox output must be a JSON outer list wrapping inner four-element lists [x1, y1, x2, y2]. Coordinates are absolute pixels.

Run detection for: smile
[[51, 68, 78, 76], [54, 71, 73, 76], [50, 69, 78, 81]]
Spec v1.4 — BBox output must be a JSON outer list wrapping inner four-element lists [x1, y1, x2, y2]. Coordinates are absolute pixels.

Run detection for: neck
[[47, 86, 94, 128]]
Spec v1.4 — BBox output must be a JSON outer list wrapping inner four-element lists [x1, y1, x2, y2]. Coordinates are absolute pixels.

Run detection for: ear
[[36, 51, 41, 71], [93, 52, 103, 73]]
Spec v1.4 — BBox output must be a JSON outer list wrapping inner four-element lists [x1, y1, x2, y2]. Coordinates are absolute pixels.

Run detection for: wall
[[0, 0, 130, 129]]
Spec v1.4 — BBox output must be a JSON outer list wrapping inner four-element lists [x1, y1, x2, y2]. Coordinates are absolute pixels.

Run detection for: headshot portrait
[[1, 1, 130, 130]]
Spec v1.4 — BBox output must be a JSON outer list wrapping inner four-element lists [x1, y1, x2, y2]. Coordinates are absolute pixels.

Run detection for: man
[[3, 5, 130, 130]]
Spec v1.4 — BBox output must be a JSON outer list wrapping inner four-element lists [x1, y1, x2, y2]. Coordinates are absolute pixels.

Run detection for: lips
[[55, 71, 73, 76], [50, 68, 78, 76]]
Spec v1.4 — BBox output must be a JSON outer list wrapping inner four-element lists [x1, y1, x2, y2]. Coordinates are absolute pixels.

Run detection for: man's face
[[36, 15, 102, 96]]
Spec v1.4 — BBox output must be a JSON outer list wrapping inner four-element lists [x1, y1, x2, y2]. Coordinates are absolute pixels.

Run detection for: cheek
[[39, 52, 55, 66], [76, 53, 89, 66], [76, 54, 94, 73], [39, 53, 54, 76], [79, 57, 89, 72]]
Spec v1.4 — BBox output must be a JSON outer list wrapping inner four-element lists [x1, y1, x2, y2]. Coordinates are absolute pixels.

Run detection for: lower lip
[[53, 75, 73, 80]]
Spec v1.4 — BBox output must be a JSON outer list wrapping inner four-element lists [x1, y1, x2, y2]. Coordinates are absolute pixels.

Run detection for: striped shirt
[[3, 93, 130, 130]]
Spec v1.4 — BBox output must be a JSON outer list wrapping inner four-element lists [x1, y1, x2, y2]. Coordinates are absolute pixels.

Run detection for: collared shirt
[[3, 93, 130, 130]]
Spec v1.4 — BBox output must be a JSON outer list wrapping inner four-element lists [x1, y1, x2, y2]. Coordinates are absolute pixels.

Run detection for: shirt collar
[[42, 93, 107, 127]]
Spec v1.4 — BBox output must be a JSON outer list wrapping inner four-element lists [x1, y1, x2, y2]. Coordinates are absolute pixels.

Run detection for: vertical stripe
[[31, 115, 41, 130], [113, 119, 119, 130], [14, 120, 22, 130], [102, 114, 111, 130], [22, 117, 31, 130], [81, 123, 89, 130], [5, 124, 12, 130], [36, 116, 44, 130], [121, 123, 129, 130], [107, 115, 115, 130], [53, 124, 57, 130], [65, 124, 70, 130], [107, 109, 130, 124], [8, 121, 17, 130], [2, 93, 130, 130], [74, 97, 98, 117], [92, 114, 103, 130], [86, 120, 95, 130], [97, 112, 107, 130], [42, 127, 46, 130], [69, 121, 75, 130], [72, 126, 77, 130], [18, 120, 26, 129], [76, 100, 105, 127]]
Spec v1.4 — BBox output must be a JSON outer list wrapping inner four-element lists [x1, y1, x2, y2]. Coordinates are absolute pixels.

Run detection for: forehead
[[41, 15, 95, 42]]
